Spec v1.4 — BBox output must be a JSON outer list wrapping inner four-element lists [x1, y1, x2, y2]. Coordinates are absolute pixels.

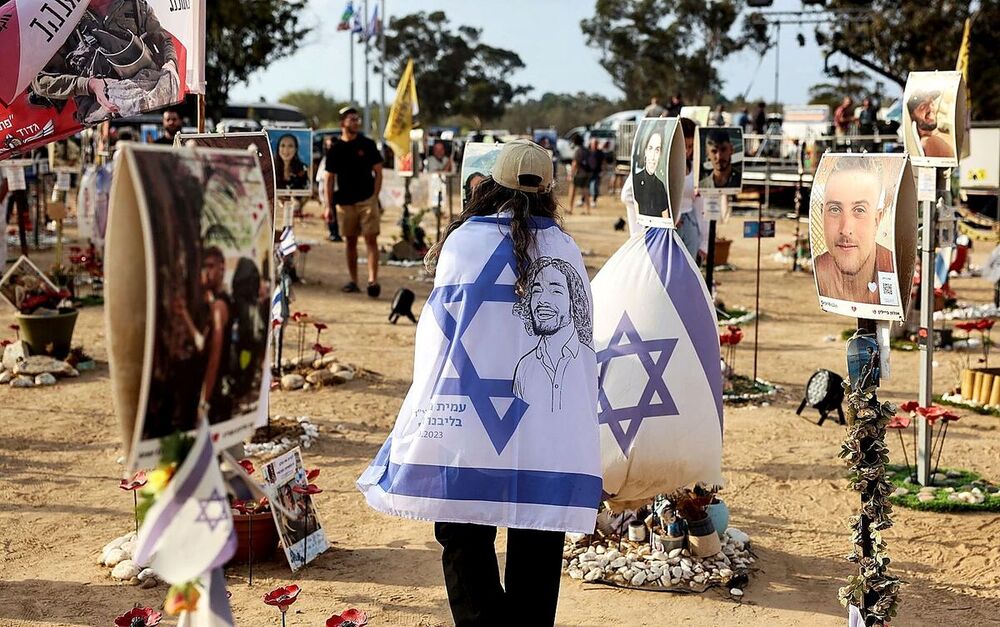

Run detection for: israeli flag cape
[[358, 214, 602, 533], [593, 228, 723, 510]]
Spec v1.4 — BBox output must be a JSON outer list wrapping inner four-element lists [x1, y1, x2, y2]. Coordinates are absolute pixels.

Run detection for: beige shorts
[[337, 195, 380, 237]]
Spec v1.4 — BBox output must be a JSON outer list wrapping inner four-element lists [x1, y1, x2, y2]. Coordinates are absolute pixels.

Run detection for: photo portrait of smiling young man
[[813, 157, 895, 305]]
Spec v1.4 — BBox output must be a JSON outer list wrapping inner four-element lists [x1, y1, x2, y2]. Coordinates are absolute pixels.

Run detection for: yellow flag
[[384, 59, 419, 158], [956, 17, 971, 159]]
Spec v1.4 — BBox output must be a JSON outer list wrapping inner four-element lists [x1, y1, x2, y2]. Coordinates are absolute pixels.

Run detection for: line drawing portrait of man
[[511, 257, 594, 412], [699, 129, 741, 190], [907, 89, 954, 159], [814, 158, 895, 305], [633, 124, 669, 220]]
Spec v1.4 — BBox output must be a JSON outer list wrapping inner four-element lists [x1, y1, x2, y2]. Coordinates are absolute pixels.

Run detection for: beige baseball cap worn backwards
[[492, 139, 554, 193]]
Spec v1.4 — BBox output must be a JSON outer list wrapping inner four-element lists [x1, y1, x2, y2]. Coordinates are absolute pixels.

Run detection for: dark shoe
[[367, 282, 381, 298], [342, 282, 361, 293], [327, 234, 343, 242]]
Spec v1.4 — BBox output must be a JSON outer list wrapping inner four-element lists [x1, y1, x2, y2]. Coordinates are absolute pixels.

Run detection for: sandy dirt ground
[[1, 190, 999, 627]]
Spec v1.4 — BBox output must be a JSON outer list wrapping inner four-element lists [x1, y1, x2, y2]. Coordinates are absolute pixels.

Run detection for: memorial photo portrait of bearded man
[[906, 89, 954, 160], [813, 157, 895, 305]]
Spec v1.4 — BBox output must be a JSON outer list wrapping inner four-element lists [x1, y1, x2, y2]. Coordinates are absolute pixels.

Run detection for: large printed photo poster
[[0, 0, 204, 160], [809, 153, 916, 322], [261, 447, 329, 571], [105, 144, 272, 470]]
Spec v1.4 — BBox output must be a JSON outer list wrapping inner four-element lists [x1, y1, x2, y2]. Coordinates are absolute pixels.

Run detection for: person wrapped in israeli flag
[[592, 226, 724, 510], [358, 140, 601, 623]]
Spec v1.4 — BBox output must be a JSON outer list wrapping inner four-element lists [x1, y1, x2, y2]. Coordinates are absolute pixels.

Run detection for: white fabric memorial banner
[[592, 228, 724, 510], [358, 214, 602, 533]]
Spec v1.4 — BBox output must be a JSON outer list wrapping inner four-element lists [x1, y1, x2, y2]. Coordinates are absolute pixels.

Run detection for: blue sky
[[230, 0, 897, 109]]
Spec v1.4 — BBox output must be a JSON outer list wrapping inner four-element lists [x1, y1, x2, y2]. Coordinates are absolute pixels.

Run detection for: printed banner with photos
[[261, 447, 329, 571], [0, 0, 205, 161], [105, 144, 272, 470], [809, 153, 917, 322]]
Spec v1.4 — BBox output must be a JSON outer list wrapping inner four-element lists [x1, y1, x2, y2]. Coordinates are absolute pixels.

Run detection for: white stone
[[14, 356, 74, 377], [595, 545, 605, 554], [561, 559, 568, 570], [0, 371, 11, 384], [917, 493, 935, 503], [630, 571, 647, 586], [10, 375, 34, 388], [580, 551, 597, 562], [103, 548, 127, 567], [730, 588, 744, 597], [726, 528, 750, 547], [719, 568, 733, 579], [2, 341, 29, 371], [280, 374, 305, 390], [137, 568, 157, 582], [668, 548, 683, 559], [693, 573, 706, 584], [633, 561, 648, 570], [111, 559, 141, 580], [610, 557, 627, 569], [584, 568, 602, 582], [891, 487, 909, 497], [35, 373, 57, 386], [671, 566, 684, 579], [569, 568, 583, 580]]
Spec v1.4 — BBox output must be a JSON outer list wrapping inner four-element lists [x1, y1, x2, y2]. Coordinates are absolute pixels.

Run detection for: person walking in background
[[752, 101, 767, 134], [567, 135, 590, 214], [712, 104, 726, 126], [154, 108, 182, 145], [737, 107, 750, 132], [674, 118, 705, 266], [325, 107, 384, 297], [316, 135, 341, 242], [666, 93, 684, 117], [586, 137, 605, 212], [834, 96, 855, 138], [644, 96, 666, 118]]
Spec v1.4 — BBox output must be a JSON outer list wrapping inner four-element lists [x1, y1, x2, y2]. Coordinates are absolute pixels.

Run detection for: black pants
[[435, 522, 565, 626]]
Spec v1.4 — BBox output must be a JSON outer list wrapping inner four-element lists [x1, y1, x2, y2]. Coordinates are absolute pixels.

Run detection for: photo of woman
[[267, 129, 313, 197]]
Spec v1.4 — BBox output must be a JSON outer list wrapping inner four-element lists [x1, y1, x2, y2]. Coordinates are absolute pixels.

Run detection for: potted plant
[[1, 256, 78, 359], [670, 483, 721, 557], [230, 495, 279, 564], [706, 493, 730, 540]]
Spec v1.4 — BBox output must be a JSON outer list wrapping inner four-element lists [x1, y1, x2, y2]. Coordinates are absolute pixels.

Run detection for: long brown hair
[[425, 177, 561, 296]]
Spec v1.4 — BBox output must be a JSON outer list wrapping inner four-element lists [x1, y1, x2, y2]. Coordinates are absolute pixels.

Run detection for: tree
[[581, 0, 744, 107], [382, 11, 529, 125], [205, 0, 311, 122], [279, 90, 349, 128], [808, 69, 876, 109], [818, 0, 1000, 120], [497, 92, 624, 135]]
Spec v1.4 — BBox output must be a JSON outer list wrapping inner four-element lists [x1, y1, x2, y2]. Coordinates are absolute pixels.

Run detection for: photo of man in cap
[[906, 89, 954, 159], [813, 157, 895, 305], [698, 128, 742, 191]]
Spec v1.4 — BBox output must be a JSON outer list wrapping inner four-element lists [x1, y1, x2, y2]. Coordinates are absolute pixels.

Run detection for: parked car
[[557, 127, 618, 163]]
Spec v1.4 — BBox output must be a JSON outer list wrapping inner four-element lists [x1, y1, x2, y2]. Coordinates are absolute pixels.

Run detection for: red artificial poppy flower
[[898, 400, 920, 413], [313, 322, 328, 331], [886, 415, 911, 429], [291, 311, 309, 322], [955, 321, 977, 333], [298, 243, 312, 253], [9, 324, 20, 332], [292, 483, 323, 495], [975, 318, 996, 331], [231, 499, 248, 515], [272, 319, 283, 329], [916, 405, 948, 424], [119, 470, 148, 491], [114, 607, 162, 627], [258, 496, 270, 510], [307, 468, 321, 481], [313, 343, 333, 356], [263, 584, 301, 612], [940, 410, 960, 423], [719, 333, 731, 346], [326, 608, 369, 627], [0, 340, 11, 348], [238, 459, 255, 475]]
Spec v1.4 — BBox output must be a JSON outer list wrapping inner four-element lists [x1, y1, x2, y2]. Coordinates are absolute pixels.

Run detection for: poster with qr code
[[809, 153, 918, 322]]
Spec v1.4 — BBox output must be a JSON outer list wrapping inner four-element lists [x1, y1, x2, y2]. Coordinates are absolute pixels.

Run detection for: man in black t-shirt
[[154, 108, 182, 145], [325, 107, 384, 297]]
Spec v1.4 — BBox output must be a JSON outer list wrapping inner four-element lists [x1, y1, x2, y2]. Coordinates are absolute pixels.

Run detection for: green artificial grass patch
[[886, 464, 1000, 513], [933, 394, 1000, 417]]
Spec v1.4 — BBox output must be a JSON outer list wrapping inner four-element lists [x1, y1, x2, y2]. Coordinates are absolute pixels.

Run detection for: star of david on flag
[[597, 312, 679, 454], [428, 237, 529, 455]]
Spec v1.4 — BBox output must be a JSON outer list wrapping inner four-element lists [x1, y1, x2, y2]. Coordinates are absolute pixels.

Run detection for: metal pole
[[197, 94, 205, 133], [916, 167, 943, 485], [349, 25, 355, 104], [752, 199, 763, 383], [379, 0, 386, 143], [363, 0, 370, 134], [705, 219, 717, 290], [764, 21, 780, 212]]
